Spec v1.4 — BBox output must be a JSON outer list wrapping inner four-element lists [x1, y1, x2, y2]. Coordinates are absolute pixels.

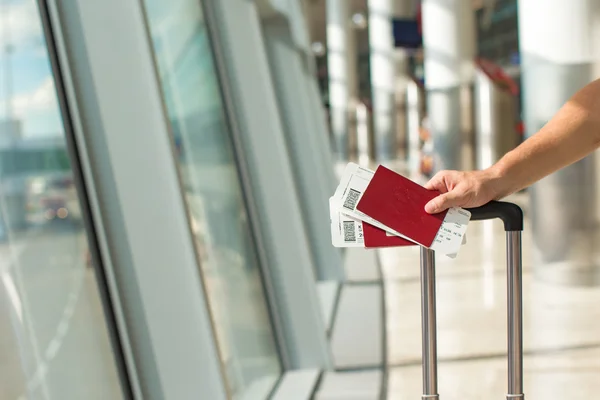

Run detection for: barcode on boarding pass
[[343, 189, 361, 210], [343, 221, 356, 242]]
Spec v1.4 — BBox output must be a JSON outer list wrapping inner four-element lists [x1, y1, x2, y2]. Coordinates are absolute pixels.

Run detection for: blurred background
[[1, 0, 599, 399]]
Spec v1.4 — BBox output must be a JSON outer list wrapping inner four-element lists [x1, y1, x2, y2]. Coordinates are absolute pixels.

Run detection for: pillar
[[326, 0, 358, 162], [421, 0, 475, 172], [519, 0, 600, 285], [367, 0, 413, 164], [406, 79, 425, 177]]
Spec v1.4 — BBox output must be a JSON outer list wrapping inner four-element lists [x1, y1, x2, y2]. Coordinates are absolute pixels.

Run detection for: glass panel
[[143, 0, 282, 398], [0, 1, 124, 399]]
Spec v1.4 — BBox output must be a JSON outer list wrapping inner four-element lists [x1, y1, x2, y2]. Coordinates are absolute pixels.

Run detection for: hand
[[424, 170, 504, 214]]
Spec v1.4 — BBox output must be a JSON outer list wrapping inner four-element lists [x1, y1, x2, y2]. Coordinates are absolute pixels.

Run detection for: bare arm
[[492, 78, 600, 197], [424, 78, 600, 214]]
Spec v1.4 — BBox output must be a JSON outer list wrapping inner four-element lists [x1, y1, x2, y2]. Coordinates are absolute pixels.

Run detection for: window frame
[[41, 0, 230, 398], [201, 0, 333, 371], [138, 0, 288, 395]]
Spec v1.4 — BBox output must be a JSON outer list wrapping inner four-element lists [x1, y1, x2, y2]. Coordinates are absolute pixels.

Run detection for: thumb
[[425, 191, 461, 214]]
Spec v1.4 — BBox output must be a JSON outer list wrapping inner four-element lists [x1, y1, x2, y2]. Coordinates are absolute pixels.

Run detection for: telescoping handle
[[419, 200, 525, 400], [420, 247, 438, 400], [467, 200, 524, 232], [466, 200, 525, 400]]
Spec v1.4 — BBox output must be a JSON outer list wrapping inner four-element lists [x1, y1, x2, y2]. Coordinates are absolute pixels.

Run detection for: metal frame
[[262, 16, 345, 282], [419, 231, 524, 400], [36, 1, 135, 398], [507, 231, 524, 398], [420, 248, 438, 399], [305, 73, 339, 192], [202, 0, 333, 370], [44, 0, 229, 398], [197, 0, 291, 373]]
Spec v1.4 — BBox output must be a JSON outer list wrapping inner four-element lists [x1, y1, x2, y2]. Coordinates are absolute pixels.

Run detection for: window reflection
[[0, 1, 123, 399], [143, 0, 282, 397]]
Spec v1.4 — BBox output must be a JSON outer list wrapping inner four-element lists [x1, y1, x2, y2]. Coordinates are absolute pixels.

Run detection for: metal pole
[[420, 247, 439, 399], [506, 231, 524, 400]]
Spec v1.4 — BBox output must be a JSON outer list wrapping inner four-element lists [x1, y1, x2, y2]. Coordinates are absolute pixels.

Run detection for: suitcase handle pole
[[468, 201, 525, 400], [419, 201, 524, 400], [506, 230, 524, 400], [420, 246, 439, 400]]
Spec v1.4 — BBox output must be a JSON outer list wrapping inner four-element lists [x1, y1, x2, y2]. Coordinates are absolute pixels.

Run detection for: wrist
[[484, 162, 515, 199]]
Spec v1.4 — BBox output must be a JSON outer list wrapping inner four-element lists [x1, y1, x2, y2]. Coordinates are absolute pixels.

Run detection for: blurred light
[[311, 41, 325, 56], [30, 179, 45, 195], [352, 13, 367, 29], [57, 208, 68, 219], [45, 209, 55, 220]]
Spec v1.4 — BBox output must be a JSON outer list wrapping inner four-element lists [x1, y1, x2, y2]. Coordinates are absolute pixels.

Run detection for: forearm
[[489, 79, 600, 197]]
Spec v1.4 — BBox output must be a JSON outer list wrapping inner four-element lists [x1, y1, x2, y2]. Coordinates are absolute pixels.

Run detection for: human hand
[[423, 170, 504, 214]]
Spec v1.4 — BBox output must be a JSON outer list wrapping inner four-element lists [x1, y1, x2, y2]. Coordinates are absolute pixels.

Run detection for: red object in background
[[475, 57, 520, 96], [363, 222, 415, 248], [516, 121, 525, 137], [356, 165, 447, 247], [476, 57, 524, 141]]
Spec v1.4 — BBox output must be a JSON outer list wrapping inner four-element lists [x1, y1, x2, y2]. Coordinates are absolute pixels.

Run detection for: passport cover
[[363, 222, 415, 248], [356, 165, 448, 247]]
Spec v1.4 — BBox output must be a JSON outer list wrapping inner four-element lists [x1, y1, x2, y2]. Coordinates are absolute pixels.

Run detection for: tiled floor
[[381, 194, 600, 399]]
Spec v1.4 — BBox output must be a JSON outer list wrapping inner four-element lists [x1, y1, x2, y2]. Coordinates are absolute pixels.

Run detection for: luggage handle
[[467, 200, 524, 232], [467, 201, 524, 399], [420, 201, 525, 400]]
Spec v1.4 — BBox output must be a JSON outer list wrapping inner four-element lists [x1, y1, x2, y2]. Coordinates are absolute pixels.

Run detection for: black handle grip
[[465, 200, 523, 231]]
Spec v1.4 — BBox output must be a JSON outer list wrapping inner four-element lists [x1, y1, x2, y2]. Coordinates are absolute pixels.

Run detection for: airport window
[[0, 1, 124, 399], [142, 0, 282, 396]]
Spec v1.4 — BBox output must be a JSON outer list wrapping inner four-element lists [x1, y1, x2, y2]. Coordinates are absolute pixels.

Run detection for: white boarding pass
[[332, 163, 471, 257], [329, 197, 365, 247]]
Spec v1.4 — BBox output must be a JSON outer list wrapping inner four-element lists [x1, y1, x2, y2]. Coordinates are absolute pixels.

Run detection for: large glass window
[[143, 0, 282, 397], [0, 0, 124, 399]]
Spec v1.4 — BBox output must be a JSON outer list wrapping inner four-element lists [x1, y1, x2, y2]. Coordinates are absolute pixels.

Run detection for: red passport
[[363, 222, 415, 248], [356, 165, 448, 247]]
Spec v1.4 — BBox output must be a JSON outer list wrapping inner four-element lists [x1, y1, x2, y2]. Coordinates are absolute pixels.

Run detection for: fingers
[[424, 191, 461, 214], [424, 171, 448, 192], [423, 172, 441, 189], [424, 170, 468, 213]]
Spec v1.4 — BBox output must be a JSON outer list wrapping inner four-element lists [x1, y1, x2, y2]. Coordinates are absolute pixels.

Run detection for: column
[[421, 0, 475, 171], [368, 0, 412, 164], [406, 79, 425, 177], [519, 0, 600, 285], [326, 0, 358, 162]]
